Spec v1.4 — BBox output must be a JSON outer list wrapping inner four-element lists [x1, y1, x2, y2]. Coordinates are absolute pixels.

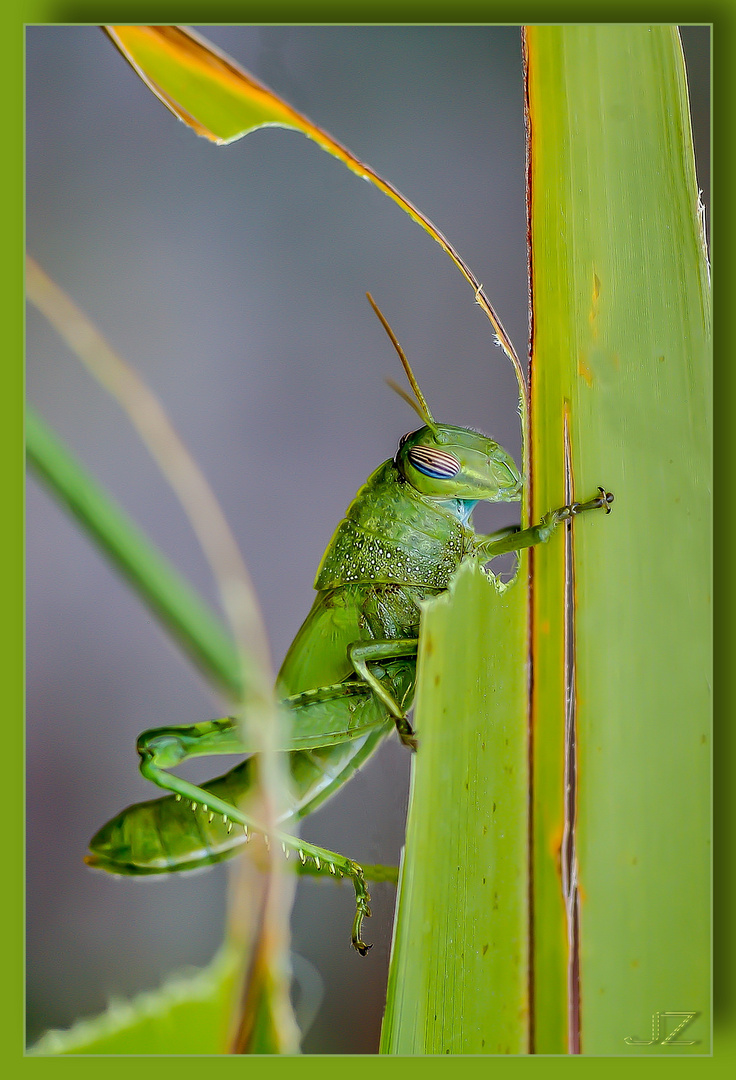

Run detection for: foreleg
[[475, 488, 614, 560]]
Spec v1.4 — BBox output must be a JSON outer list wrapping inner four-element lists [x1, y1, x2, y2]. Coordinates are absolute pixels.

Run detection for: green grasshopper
[[86, 295, 613, 954]]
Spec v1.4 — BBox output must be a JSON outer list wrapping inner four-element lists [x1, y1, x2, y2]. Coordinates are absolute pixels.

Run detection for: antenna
[[366, 293, 437, 431]]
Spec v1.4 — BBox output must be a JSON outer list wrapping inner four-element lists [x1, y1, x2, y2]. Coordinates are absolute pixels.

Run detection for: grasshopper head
[[396, 425, 522, 502]]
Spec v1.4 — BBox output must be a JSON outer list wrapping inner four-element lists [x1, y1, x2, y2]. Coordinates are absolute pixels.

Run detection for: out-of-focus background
[[26, 26, 710, 1053]]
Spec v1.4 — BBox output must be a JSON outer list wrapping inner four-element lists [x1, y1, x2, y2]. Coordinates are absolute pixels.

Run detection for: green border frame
[[10, 3, 728, 1076]]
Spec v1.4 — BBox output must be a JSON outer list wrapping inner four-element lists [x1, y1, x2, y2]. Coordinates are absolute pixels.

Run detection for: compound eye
[[398, 431, 414, 450], [407, 444, 461, 480]]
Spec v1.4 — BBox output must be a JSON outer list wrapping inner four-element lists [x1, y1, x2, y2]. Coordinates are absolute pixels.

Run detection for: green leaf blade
[[106, 26, 300, 143], [527, 25, 711, 1054], [382, 560, 530, 1054], [26, 405, 242, 698], [28, 946, 239, 1055]]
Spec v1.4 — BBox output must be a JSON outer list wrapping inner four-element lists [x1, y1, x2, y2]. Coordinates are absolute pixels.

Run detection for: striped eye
[[398, 431, 414, 450], [407, 444, 461, 480]]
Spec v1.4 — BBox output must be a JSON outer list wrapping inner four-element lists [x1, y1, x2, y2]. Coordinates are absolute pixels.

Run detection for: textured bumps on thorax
[[314, 460, 470, 592]]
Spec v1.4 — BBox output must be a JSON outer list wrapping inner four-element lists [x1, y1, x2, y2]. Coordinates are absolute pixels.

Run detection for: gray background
[[26, 25, 710, 1053]]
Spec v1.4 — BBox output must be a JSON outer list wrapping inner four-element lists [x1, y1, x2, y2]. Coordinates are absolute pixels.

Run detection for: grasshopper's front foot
[[571, 487, 614, 516], [532, 486, 615, 543], [543, 487, 614, 533]]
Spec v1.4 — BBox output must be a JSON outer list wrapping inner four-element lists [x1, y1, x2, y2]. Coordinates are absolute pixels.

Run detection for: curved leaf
[[104, 25, 525, 397]]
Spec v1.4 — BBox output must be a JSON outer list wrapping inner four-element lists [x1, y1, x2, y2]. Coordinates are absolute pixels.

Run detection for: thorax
[[314, 459, 475, 592]]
